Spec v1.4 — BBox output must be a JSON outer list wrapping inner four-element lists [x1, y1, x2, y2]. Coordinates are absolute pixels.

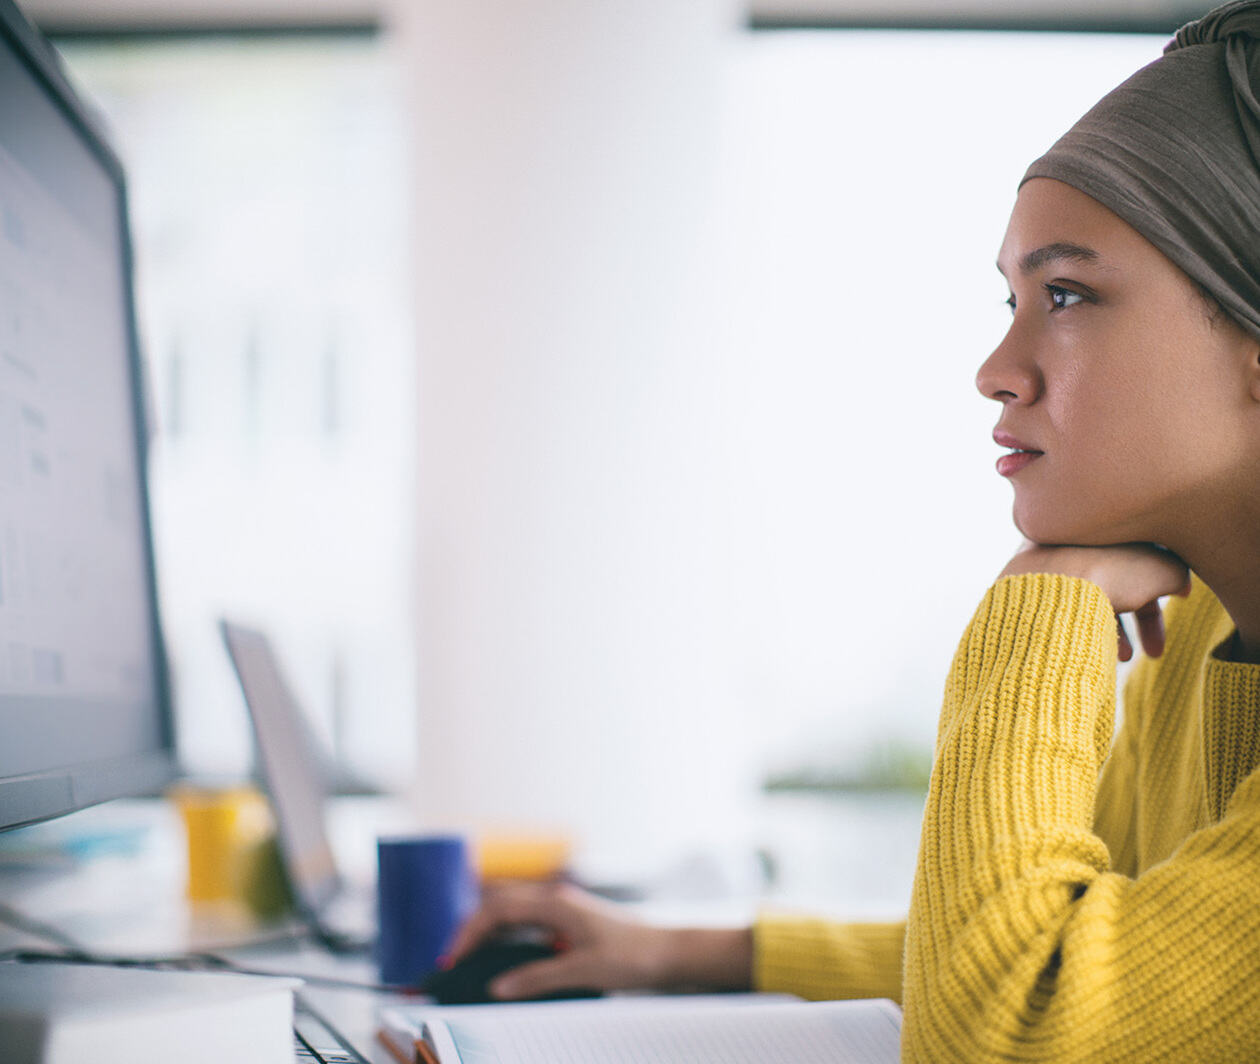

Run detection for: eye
[[1004, 293, 1016, 314], [1046, 284, 1084, 310]]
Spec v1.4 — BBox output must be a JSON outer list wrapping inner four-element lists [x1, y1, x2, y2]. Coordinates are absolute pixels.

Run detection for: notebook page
[[437, 999, 900, 1064]]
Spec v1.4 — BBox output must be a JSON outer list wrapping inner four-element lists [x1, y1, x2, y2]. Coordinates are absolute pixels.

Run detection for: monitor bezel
[[0, 0, 178, 832]]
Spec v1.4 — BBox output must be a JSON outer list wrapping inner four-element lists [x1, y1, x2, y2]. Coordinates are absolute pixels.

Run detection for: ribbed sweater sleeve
[[900, 574, 1260, 1061], [753, 915, 905, 1003], [1090, 659, 1142, 878]]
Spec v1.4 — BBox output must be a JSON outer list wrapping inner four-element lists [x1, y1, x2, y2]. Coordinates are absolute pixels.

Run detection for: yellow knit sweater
[[753, 573, 1260, 1061]]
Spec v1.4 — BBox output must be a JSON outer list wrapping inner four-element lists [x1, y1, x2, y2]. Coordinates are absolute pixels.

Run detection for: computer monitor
[[0, 0, 177, 832]]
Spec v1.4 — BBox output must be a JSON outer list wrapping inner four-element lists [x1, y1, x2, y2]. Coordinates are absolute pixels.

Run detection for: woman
[[446, 3, 1260, 1058]]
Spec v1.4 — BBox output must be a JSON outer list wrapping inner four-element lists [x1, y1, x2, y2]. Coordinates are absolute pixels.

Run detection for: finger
[[443, 907, 505, 965], [490, 955, 598, 1000], [1116, 615, 1133, 663], [444, 887, 541, 962], [1133, 600, 1167, 659], [445, 883, 573, 963], [1143, 546, 1191, 601]]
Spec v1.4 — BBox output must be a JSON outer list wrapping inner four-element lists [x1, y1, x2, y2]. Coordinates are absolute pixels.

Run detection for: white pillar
[[393, 0, 750, 867]]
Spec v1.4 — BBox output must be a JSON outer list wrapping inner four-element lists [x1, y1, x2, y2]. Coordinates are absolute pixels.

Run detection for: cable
[[3, 947, 405, 993], [0, 900, 89, 952], [0, 901, 405, 994], [0, 896, 317, 954]]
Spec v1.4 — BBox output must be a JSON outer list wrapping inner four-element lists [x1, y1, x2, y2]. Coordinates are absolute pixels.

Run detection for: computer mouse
[[419, 940, 603, 1005]]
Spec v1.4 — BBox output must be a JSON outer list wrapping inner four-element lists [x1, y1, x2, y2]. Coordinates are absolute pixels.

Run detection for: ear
[[1247, 335, 1260, 404]]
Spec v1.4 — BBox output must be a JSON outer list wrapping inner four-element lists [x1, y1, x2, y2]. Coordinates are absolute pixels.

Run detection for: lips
[[993, 429, 1044, 478]]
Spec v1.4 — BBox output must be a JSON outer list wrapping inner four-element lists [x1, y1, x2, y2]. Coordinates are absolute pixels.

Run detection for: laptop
[[219, 619, 376, 954]]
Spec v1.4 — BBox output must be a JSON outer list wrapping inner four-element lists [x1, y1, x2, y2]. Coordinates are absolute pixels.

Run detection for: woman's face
[[977, 177, 1259, 549]]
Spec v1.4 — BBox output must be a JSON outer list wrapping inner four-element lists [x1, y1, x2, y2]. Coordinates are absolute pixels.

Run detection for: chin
[[1011, 500, 1111, 548], [1012, 500, 1058, 544], [1008, 496, 1139, 549]]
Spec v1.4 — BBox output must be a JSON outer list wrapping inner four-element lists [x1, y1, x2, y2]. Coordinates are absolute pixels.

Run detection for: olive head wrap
[[1021, 1, 1260, 339]]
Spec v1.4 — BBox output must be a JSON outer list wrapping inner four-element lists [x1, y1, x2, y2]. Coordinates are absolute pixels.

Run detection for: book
[[0, 960, 301, 1064], [379, 994, 902, 1064]]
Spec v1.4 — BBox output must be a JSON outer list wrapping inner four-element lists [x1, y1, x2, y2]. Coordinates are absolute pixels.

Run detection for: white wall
[[393, 1, 754, 865]]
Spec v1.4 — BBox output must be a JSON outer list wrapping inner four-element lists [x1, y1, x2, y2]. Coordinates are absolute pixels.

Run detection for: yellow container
[[169, 784, 273, 904], [474, 832, 573, 882]]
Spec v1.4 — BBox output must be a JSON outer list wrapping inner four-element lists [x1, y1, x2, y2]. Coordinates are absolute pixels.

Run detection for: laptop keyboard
[[293, 997, 367, 1064], [294, 1038, 359, 1064]]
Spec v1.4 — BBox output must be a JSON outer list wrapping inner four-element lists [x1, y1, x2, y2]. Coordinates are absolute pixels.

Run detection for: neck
[[1175, 512, 1260, 664]]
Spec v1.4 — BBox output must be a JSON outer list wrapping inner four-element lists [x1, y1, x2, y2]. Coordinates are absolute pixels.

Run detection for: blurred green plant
[[763, 737, 932, 795]]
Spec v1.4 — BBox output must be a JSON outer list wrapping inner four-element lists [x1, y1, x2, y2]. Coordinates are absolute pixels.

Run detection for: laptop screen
[[220, 619, 340, 913]]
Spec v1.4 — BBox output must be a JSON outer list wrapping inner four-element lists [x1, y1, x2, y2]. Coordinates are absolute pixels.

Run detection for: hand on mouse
[[443, 881, 752, 1000], [443, 881, 666, 1000]]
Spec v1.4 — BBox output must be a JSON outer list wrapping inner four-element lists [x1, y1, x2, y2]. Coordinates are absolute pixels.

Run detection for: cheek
[[1052, 319, 1202, 459], [1011, 358, 1170, 542], [1015, 334, 1238, 544], [1049, 354, 1152, 468]]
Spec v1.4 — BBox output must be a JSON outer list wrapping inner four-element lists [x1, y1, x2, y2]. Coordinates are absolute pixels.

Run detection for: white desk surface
[[0, 798, 414, 1063], [0, 797, 769, 1063], [0, 791, 917, 1061]]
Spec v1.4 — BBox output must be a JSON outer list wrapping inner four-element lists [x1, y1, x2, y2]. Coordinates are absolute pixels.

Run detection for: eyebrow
[[996, 241, 1103, 277]]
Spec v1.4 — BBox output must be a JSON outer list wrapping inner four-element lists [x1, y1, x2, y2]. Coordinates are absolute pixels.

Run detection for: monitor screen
[[0, 2, 176, 831]]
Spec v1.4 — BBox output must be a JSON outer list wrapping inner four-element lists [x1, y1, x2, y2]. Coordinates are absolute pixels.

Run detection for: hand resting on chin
[[999, 541, 1192, 661]]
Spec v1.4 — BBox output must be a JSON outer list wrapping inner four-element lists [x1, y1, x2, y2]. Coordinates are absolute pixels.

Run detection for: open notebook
[[379, 995, 901, 1064]]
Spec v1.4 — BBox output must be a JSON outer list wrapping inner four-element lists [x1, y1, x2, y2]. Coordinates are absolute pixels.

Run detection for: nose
[[975, 321, 1041, 405]]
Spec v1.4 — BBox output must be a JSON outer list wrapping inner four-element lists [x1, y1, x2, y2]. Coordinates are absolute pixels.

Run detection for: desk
[[0, 798, 413, 1063], [0, 791, 920, 1061], [0, 798, 771, 1062]]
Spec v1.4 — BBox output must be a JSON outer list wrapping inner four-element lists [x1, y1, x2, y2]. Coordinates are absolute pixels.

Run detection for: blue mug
[[376, 834, 478, 986]]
